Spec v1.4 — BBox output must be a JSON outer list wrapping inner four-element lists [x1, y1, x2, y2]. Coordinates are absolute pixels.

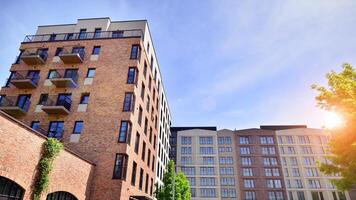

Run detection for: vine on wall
[[33, 138, 63, 200]]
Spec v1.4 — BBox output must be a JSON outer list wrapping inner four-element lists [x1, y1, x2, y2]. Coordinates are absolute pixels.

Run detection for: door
[[48, 121, 64, 139], [16, 95, 30, 111]]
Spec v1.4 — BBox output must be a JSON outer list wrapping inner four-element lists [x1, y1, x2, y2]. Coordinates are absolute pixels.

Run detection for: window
[[297, 191, 305, 200], [73, 121, 83, 134], [242, 157, 252, 166], [220, 167, 234, 175], [138, 106, 143, 125], [181, 147, 192, 154], [55, 48, 63, 56], [38, 94, 48, 105], [200, 167, 214, 175], [118, 121, 131, 143], [244, 179, 255, 188], [181, 167, 195, 175], [219, 157, 233, 165], [127, 67, 138, 84], [239, 136, 249, 144], [220, 177, 235, 186], [242, 168, 253, 176], [181, 156, 192, 165], [31, 121, 40, 131], [152, 156, 155, 171], [150, 56, 154, 70], [187, 177, 195, 186], [112, 30, 124, 38], [305, 168, 319, 177], [200, 147, 213, 154], [301, 146, 313, 154], [240, 147, 251, 155], [130, 44, 140, 59], [48, 121, 64, 139], [80, 93, 89, 104], [141, 141, 146, 161], [200, 177, 215, 186], [262, 147, 276, 155], [148, 77, 152, 90], [139, 168, 144, 190], [49, 34, 56, 41], [131, 161, 137, 186], [268, 191, 284, 200], [263, 157, 278, 166], [286, 136, 294, 144], [134, 132, 140, 154], [153, 135, 157, 149], [266, 179, 282, 188], [308, 179, 321, 188], [94, 28, 101, 38], [149, 127, 153, 143], [47, 70, 57, 79], [218, 136, 232, 145], [86, 68, 96, 78], [123, 92, 135, 112], [298, 136, 310, 144], [147, 42, 150, 54], [141, 83, 145, 100], [79, 29, 87, 39], [92, 46, 101, 55], [199, 136, 213, 145], [143, 62, 148, 78], [181, 136, 192, 145], [295, 179, 303, 188], [290, 157, 298, 166], [200, 188, 216, 197], [113, 154, 128, 179], [245, 191, 256, 200], [265, 168, 280, 176], [292, 168, 300, 177], [147, 149, 151, 167], [145, 173, 149, 193], [260, 136, 274, 144], [66, 33, 74, 40], [203, 157, 214, 165]]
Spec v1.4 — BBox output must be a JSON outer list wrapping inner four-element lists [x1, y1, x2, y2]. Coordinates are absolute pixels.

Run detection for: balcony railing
[[20, 48, 48, 65], [23, 29, 143, 43], [58, 47, 85, 63], [10, 70, 40, 89], [41, 95, 72, 115], [0, 95, 30, 116], [49, 69, 78, 88]]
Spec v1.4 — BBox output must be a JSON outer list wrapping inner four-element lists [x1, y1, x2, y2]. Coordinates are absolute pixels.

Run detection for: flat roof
[[260, 125, 307, 130], [171, 126, 217, 131]]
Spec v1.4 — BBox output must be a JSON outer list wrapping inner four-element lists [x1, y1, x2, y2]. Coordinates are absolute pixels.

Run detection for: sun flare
[[324, 111, 344, 129]]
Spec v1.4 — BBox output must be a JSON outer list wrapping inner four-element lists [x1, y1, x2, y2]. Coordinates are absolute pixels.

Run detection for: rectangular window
[[200, 167, 214, 175], [203, 157, 214, 165], [86, 68, 95, 78], [55, 48, 63, 56], [152, 156, 155, 171], [79, 29, 87, 39], [141, 83, 145, 100], [80, 93, 89, 104], [150, 56, 154, 70], [239, 136, 250, 144], [181, 147, 192, 154], [92, 46, 101, 55], [131, 161, 137, 186], [127, 67, 138, 84], [240, 147, 251, 155], [139, 168, 144, 190], [219, 157, 233, 165], [31, 121, 40, 131], [123, 92, 135, 112], [138, 106, 143, 125], [130, 44, 140, 59], [242, 157, 252, 166], [297, 191, 305, 200], [181, 136, 192, 145], [141, 141, 146, 161], [148, 77, 152, 91], [118, 121, 131, 143], [220, 167, 234, 175], [94, 28, 101, 38], [200, 147, 214, 154], [242, 168, 253, 176], [48, 121, 64, 139], [199, 136, 213, 145], [47, 70, 57, 79], [38, 94, 48, 105], [49, 34, 56, 41], [260, 136, 274, 144], [153, 135, 157, 149], [143, 61, 148, 78], [181, 167, 195, 175], [200, 177, 216, 186], [112, 154, 128, 179], [134, 132, 140, 154], [245, 191, 256, 200], [145, 173, 149, 193], [73, 121, 83, 134], [200, 188, 216, 197], [243, 179, 255, 188], [147, 149, 151, 167], [112, 30, 124, 38]]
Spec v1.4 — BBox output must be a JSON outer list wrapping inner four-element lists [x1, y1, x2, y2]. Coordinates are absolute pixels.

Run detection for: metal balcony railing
[[23, 29, 143, 43], [11, 70, 40, 84], [0, 95, 30, 112], [21, 48, 48, 61], [49, 69, 78, 83], [42, 95, 72, 111]]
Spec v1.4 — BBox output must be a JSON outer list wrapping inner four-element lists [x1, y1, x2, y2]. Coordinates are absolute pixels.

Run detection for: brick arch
[[0, 170, 29, 192], [0, 175, 26, 199]]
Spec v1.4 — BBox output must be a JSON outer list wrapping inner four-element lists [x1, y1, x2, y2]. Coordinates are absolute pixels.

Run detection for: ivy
[[33, 138, 63, 200]]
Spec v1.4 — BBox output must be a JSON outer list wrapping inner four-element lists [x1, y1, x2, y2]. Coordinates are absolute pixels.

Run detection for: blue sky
[[1, 0, 356, 129]]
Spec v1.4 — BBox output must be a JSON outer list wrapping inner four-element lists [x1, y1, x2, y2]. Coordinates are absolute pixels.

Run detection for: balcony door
[[56, 94, 72, 110], [16, 95, 30, 110], [48, 121, 64, 139], [27, 70, 40, 83]]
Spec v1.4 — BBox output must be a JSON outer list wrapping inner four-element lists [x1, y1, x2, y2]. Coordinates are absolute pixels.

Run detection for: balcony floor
[[21, 55, 45, 65], [50, 78, 77, 88], [0, 107, 26, 116], [59, 53, 83, 63], [10, 79, 37, 89], [42, 106, 70, 115]]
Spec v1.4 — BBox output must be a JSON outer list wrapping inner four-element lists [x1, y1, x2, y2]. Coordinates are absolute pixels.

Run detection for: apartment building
[[171, 127, 221, 199], [170, 126, 353, 200], [274, 127, 350, 200], [0, 17, 171, 200]]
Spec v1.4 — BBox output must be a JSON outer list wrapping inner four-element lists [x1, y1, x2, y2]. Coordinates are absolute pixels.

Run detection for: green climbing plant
[[33, 138, 63, 200]]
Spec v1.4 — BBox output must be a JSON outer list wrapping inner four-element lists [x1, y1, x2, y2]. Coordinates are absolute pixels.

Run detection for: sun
[[324, 111, 344, 129]]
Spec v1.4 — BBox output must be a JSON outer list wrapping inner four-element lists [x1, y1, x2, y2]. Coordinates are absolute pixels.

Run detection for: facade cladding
[[0, 17, 171, 200], [170, 126, 353, 200]]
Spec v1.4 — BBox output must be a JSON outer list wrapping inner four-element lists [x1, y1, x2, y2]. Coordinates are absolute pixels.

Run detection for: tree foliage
[[155, 160, 191, 200], [312, 63, 356, 190]]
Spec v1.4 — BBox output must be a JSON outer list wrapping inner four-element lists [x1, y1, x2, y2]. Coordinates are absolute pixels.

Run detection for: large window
[[141, 141, 146, 161], [199, 136, 213, 145], [245, 191, 256, 200], [80, 93, 90, 104], [218, 136, 232, 145], [138, 106, 143, 125], [242, 157, 252, 166], [260, 136, 274, 144], [200, 167, 214, 175], [92, 46, 101, 55], [244, 179, 255, 188], [134, 132, 140, 154], [72, 121, 83, 134], [181, 136, 192, 145], [123, 92, 135, 112], [113, 154, 128, 179], [118, 121, 131, 143], [127, 67, 138, 84], [86, 68, 96, 78], [131, 161, 137, 186], [220, 167, 234, 175], [298, 136, 310, 144], [203, 157, 214, 165], [240, 147, 251, 155], [181, 147, 192, 154], [242, 168, 253, 176], [221, 188, 236, 198], [130, 44, 140, 59], [308, 179, 321, 189], [139, 168, 144, 190], [181, 156, 192, 165], [266, 179, 282, 188], [268, 191, 284, 200], [181, 167, 195, 175], [239, 136, 250, 144], [200, 147, 214, 154], [220, 177, 235, 186], [265, 168, 280, 176], [200, 188, 216, 198], [219, 157, 233, 165], [94, 28, 101, 38], [262, 147, 276, 155], [200, 177, 216, 186], [48, 121, 64, 139], [263, 157, 278, 166]]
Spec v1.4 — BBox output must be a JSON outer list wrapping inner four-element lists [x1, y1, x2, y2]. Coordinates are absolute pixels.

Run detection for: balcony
[[59, 47, 85, 64], [20, 48, 48, 65], [49, 69, 78, 88], [23, 30, 143, 43], [0, 95, 30, 116], [41, 95, 72, 115], [10, 71, 40, 89]]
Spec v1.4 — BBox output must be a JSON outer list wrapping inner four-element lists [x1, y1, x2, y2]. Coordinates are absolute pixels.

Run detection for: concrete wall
[[0, 111, 94, 200]]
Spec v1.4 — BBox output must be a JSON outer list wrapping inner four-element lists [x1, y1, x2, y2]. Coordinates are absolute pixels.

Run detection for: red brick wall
[[0, 112, 94, 200]]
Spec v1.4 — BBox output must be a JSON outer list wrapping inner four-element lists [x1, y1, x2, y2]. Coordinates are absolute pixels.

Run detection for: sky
[[1, 0, 355, 129]]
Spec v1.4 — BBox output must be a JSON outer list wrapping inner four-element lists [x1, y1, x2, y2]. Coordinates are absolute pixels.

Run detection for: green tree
[[312, 63, 356, 190], [155, 160, 191, 200]]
